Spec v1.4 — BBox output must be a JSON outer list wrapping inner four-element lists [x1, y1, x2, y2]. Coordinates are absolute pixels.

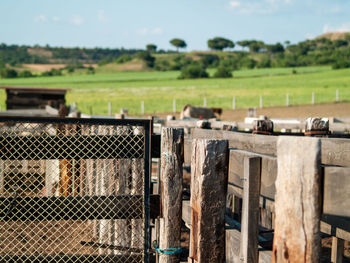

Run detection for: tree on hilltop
[[146, 44, 157, 53], [207, 37, 234, 51], [170, 38, 187, 52]]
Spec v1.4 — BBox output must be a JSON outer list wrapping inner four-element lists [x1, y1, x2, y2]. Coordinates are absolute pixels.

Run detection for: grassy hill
[[0, 65, 348, 115]]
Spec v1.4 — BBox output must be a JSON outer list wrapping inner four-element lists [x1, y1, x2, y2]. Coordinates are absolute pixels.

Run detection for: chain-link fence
[[0, 117, 151, 262]]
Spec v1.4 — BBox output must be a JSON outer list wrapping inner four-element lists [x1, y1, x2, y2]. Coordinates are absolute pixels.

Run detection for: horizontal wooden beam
[[0, 135, 144, 160], [323, 166, 350, 217], [191, 128, 350, 167], [0, 194, 160, 221], [229, 149, 277, 200]]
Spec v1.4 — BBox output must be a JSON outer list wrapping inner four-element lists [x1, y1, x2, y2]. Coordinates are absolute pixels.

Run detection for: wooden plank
[[160, 128, 184, 263], [323, 166, 350, 217], [189, 139, 228, 263], [0, 135, 144, 160], [0, 194, 160, 221], [240, 157, 261, 263], [229, 149, 277, 200], [331, 237, 344, 263], [191, 128, 277, 156], [272, 137, 321, 263], [321, 138, 350, 166], [226, 228, 272, 263]]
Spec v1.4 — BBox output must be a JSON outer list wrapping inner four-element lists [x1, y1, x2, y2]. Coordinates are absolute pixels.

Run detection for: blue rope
[[152, 240, 183, 255]]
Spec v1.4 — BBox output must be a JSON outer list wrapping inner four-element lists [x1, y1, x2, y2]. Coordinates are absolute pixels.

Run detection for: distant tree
[[178, 64, 208, 79], [266, 43, 285, 53], [18, 70, 33, 78], [136, 51, 155, 68], [213, 65, 233, 78], [146, 44, 157, 53], [237, 40, 250, 51], [170, 38, 187, 52], [207, 37, 234, 51], [248, 40, 265, 53], [284, 40, 291, 46], [0, 68, 18, 78]]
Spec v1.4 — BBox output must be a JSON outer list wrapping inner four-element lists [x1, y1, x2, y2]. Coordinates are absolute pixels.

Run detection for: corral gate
[[0, 117, 151, 262]]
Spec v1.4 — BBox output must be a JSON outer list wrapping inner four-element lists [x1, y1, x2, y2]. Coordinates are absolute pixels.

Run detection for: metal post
[[233, 96, 236, 110], [312, 92, 315, 105], [259, 96, 263, 109], [203, 98, 207, 107]]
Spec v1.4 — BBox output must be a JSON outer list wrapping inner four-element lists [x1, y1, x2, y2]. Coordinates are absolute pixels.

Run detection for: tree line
[[1, 35, 350, 79]]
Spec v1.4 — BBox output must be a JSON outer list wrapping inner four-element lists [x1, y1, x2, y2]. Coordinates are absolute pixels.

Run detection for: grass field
[[0, 65, 349, 115]]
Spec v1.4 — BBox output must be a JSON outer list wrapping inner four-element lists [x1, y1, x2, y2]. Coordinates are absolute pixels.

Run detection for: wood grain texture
[[272, 136, 321, 263], [159, 128, 184, 263], [240, 157, 261, 263], [189, 139, 228, 263]]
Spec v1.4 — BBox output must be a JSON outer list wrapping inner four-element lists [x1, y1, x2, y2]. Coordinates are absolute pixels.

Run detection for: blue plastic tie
[[152, 240, 183, 255]]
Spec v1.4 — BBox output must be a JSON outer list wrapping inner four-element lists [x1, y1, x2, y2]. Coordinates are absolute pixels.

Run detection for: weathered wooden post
[[272, 137, 321, 263], [159, 128, 184, 263], [331, 236, 344, 263], [240, 156, 261, 263], [188, 139, 228, 263]]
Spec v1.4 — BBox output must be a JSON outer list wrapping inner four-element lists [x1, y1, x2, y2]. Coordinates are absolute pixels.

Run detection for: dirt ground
[[155, 102, 350, 122]]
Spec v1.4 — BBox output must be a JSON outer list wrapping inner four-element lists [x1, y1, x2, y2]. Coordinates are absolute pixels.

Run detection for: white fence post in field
[[203, 98, 207, 107], [141, 101, 144, 115], [312, 92, 315, 105], [173, 99, 176, 114], [108, 102, 111, 116], [233, 96, 236, 110], [336, 90, 339, 102], [259, 96, 263, 109], [286, 93, 289, 107]]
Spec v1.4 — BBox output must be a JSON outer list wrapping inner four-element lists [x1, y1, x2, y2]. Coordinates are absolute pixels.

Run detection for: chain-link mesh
[[0, 119, 149, 262]]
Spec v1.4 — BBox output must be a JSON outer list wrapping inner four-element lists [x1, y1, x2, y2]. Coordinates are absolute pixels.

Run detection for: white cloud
[[98, 10, 107, 22], [52, 16, 60, 22], [305, 33, 315, 40], [229, 0, 291, 14], [152, 27, 163, 35], [229, 1, 241, 8], [137, 27, 163, 36], [323, 23, 350, 33], [71, 15, 84, 26], [34, 15, 47, 23]]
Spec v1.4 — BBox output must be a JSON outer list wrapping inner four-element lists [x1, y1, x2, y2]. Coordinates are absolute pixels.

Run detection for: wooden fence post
[[189, 139, 228, 263], [331, 236, 344, 263], [159, 128, 184, 263], [240, 156, 261, 263], [272, 137, 321, 263]]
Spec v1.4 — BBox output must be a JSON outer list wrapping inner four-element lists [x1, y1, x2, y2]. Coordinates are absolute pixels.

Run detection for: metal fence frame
[[0, 116, 152, 263]]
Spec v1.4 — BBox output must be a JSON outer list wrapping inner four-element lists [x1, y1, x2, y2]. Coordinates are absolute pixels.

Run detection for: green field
[[0, 66, 349, 115]]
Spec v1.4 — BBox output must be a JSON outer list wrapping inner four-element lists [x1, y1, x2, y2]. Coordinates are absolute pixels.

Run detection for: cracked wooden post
[[189, 139, 228, 263], [240, 156, 261, 263], [159, 128, 184, 263], [272, 137, 321, 263]]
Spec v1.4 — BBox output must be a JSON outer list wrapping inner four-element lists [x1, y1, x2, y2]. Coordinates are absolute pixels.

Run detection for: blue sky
[[1, 0, 350, 51]]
